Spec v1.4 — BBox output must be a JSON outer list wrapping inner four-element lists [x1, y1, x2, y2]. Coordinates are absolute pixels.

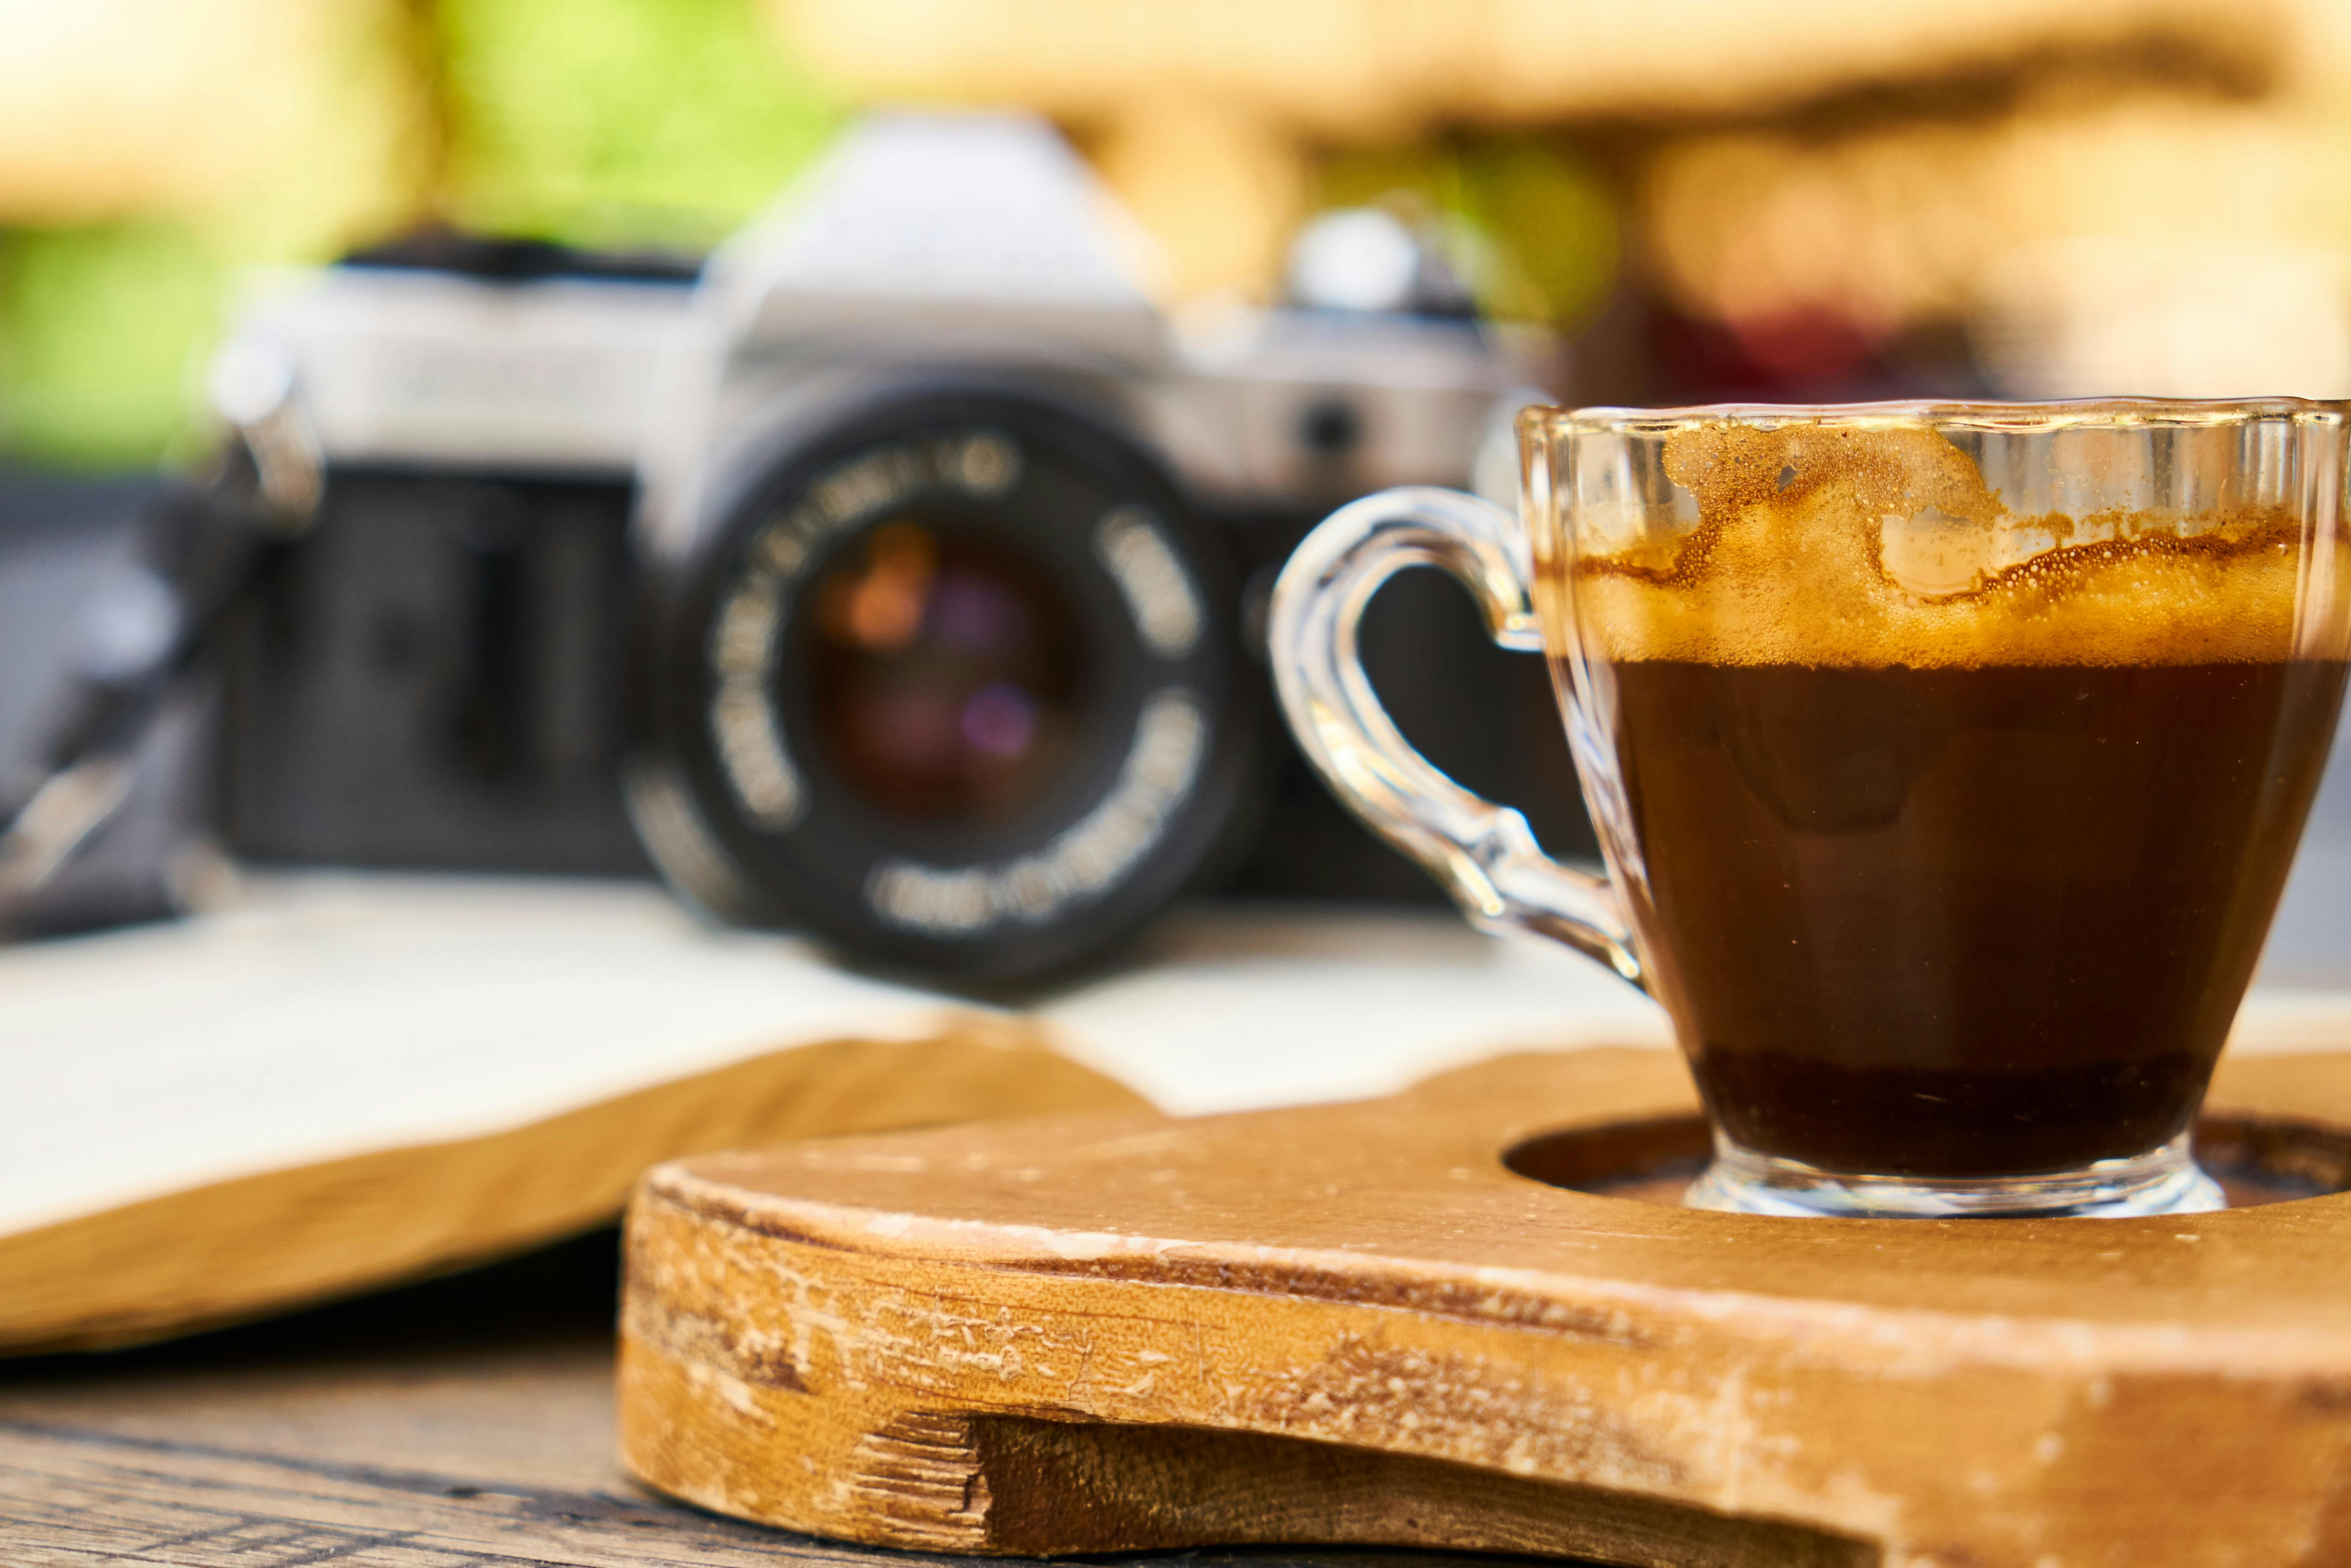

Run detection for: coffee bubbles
[[1567, 418, 2324, 669]]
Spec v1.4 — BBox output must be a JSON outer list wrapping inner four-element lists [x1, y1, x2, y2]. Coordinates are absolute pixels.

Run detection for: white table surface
[[0, 871, 2342, 1239]]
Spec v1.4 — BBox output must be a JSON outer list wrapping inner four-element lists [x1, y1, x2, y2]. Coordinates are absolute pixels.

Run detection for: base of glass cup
[[1684, 1130, 2226, 1219]]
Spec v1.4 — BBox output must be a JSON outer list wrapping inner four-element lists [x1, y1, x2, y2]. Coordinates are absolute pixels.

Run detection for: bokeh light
[[11, 1, 2351, 457]]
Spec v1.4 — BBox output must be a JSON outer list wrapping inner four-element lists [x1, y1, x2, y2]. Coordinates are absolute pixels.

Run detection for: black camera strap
[[0, 352, 319, 922]]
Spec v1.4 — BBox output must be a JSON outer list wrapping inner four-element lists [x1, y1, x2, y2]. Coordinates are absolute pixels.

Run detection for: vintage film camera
[[217, 113, 1594, 980]]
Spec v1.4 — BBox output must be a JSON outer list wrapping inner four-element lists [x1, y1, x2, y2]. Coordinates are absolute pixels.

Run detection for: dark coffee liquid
[[1610, 658, 2346, 1176]]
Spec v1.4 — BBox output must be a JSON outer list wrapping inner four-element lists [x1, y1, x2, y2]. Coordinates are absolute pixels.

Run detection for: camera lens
[[629, 386, 1261, 984], [802, 519, 1084, 825]]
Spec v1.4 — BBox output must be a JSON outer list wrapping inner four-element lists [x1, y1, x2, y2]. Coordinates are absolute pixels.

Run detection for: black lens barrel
[[630, 387, 1258, 984]]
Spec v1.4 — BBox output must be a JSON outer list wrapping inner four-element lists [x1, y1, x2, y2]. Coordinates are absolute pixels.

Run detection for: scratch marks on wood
[[622, 1293, 808, 1394], [1242, 1329, 1686, 1493]]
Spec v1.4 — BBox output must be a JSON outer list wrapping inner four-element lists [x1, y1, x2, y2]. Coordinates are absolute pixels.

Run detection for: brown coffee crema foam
[[1569, 422, 2318, 668]]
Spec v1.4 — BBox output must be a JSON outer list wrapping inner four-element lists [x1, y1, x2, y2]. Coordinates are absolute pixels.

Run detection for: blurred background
[[13, 0, 2351, 1396], [6, 0, 2351, 981], [8, 0, 2351, 468]]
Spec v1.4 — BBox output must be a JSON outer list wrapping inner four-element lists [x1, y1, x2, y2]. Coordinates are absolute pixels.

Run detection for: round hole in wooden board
[[1503, 1112, 2351, 1210]]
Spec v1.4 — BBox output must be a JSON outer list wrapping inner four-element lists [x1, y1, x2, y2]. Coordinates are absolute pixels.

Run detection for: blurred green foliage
[[0, 223, 225, 468], [437, 0, 844, 249], [0, 0, 1616, 470], [1458, 140, 1620, 328], [1317, 136, 1619, 328], [0, 0, 842, 468]]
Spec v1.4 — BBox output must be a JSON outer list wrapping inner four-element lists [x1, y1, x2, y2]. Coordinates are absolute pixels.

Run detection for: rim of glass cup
[[1520, 395, 2351, 440]]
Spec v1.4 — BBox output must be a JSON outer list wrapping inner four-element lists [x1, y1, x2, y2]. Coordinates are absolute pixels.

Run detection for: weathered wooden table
[[0, 1231, 1567, 1568]]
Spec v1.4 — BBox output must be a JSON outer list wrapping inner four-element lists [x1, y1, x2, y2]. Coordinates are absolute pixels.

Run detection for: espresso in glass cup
[[1270, 400, 2351, 1218]]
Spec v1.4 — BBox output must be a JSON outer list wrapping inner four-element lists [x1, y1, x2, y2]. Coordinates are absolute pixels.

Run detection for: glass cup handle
[[1269, 486, 1642, 985]]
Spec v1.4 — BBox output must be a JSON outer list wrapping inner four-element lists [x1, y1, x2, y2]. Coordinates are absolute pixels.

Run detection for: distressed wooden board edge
[[615, 1046, 2351, 1567]]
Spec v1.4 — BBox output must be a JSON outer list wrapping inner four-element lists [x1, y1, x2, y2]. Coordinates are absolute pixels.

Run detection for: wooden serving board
[[617, 1047, 2351, 1568]]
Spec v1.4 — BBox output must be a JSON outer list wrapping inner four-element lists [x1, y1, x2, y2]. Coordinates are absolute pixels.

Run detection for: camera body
[[220, 113, 1592, 978]]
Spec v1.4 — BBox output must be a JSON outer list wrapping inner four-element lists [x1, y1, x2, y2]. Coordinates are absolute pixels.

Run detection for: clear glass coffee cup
[[1271, 400, 2351, 1218]]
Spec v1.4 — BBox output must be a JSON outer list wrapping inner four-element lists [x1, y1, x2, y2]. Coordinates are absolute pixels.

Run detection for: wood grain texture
[[0, 1020, 1144, 1355], [618, 1046, 2351, 1568], [0, 1278, 1535, 1568], [0, 1414, 822, 1567], [0, 1420, 1587, 1568]]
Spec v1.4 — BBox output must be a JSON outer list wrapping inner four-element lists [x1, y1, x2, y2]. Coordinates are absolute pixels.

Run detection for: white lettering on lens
[[1096, 506, 1202, 659], [711, 681, 803, 829], [952, 430, 1021, 495], [712, 429, 1027, 832], [865, 688, 1206, 933], [705, 568, 803, 828]]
